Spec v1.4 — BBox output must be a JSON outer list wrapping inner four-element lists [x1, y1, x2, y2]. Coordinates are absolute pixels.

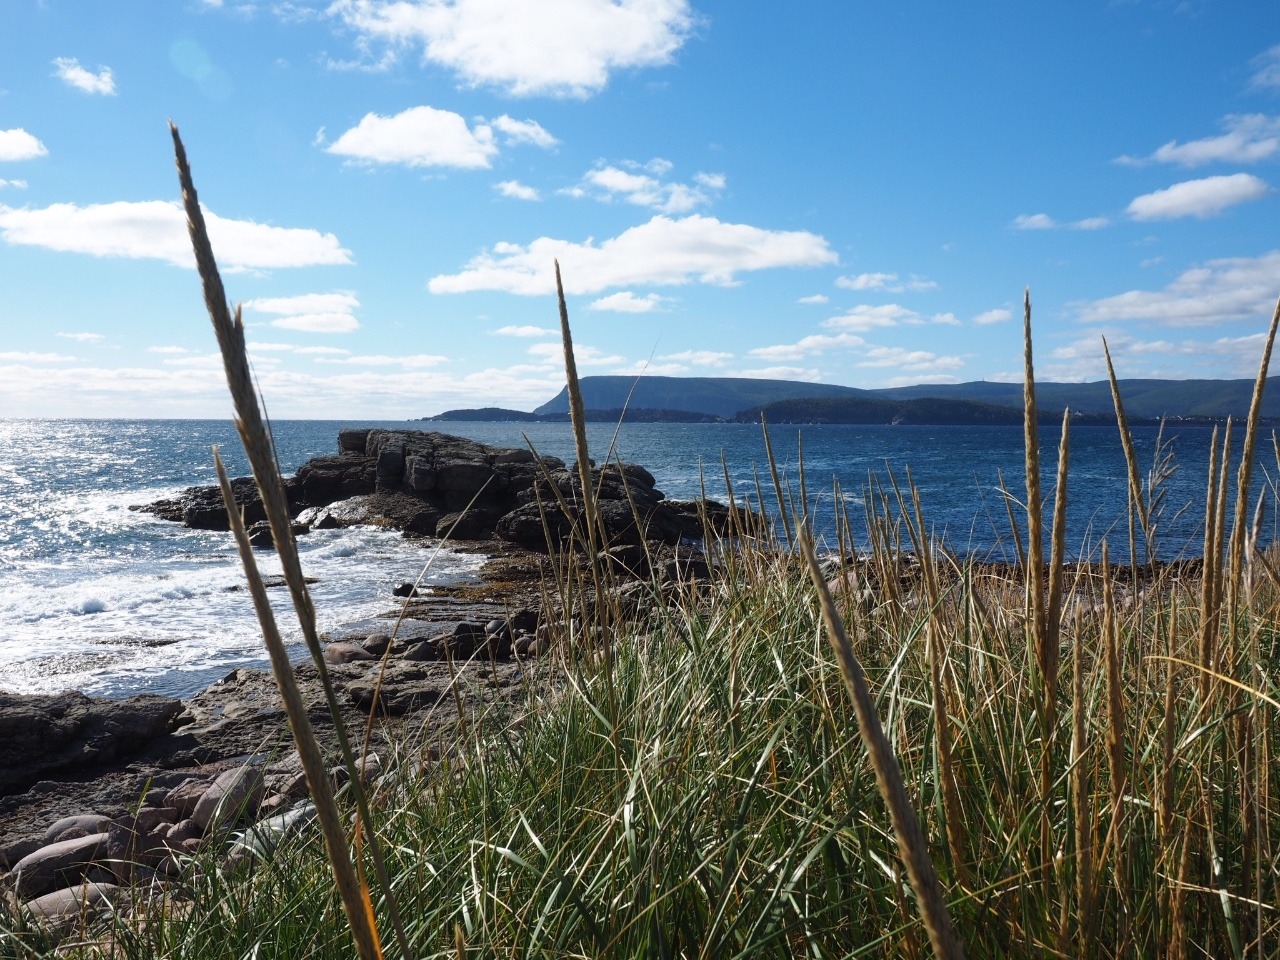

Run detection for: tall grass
[[5, 131, 1280, 958]]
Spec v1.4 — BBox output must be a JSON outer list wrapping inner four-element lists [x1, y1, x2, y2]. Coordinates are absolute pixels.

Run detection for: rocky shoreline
[[0, 429, 725, 928]]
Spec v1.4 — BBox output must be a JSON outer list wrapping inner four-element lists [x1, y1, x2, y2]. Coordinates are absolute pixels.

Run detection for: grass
[[4, 130, 1280, 958]]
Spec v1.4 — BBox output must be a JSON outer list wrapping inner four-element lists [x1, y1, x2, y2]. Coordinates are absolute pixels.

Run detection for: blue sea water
[[0, 417, 1270, 700]]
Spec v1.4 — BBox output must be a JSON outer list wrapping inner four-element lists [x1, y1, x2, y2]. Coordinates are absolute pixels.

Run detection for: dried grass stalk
[[171, 122, 405, 960], [1102, 336, 1149, 567], [1199, 424, 1223, 700], [1022, 289, 1046, 654], [555, 260, 601, 563], [1227, 296, 1280, 598], [798, 531, 966, 960]]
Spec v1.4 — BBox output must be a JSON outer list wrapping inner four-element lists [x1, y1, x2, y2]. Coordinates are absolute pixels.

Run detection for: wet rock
[[401, 641, 439, 662], [247, 520, 308, 549], [164, 778, 211, 820], [191, 766, 266, 832], [361, 632, 393, 657], [323, 642, 376, 665], [23, 881, 122, 926], [43, 814, 112, 845], [11, 833, 109, 899]]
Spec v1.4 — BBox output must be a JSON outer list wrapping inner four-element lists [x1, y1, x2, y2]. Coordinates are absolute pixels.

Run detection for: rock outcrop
[[140, 429, 718, 548], [0, 692, 185, 797]]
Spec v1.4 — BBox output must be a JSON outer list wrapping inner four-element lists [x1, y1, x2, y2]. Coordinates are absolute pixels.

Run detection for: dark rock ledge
[[138, 428, 724, 548], [1, 430, 728, 931]]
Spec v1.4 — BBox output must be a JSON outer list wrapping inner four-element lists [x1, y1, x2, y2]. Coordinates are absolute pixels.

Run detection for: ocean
[[0, 417, 1267, 701]]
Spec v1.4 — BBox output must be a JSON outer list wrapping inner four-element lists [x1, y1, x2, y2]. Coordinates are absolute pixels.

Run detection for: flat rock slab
[[0, 692, 184, 797]]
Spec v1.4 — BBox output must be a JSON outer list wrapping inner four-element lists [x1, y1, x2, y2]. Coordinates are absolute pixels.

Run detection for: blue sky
[[2, 1, 1279, 418]]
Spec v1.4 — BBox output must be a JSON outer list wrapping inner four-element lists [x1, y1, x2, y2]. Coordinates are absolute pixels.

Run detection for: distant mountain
[[531, 375, 1280, 423], [534, 376, 870, 419]]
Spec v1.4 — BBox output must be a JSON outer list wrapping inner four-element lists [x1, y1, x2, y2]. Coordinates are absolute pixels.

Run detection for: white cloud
[[1045, 330, 1275, 381], [147, 345, 188, 354], [837, 271, 896, 290], [272, 314, 360, 333], [296, 345, 353, 355], [52, 57, 117, 95], [57, 331, 105, 342], [244, 292, 361, 333], [428, 214, 837, 296], [488, 115, 558, 148], [571, 161, 723, 214], [857, 346, 964, 373], [527, 341, 625, 366], [1012, 213, 1057, 230], [931, 312, 961, 326], [494, 324, 552, 337], [1012, 212, 1109, 231], [748, 333, 866, 362], [835, 271, 935, 292], [0, 201, 352, 271], [315, 353, 448, 367], [1250, 45, 1280, 91], [246, 341, 299, 352], [1126, 173, 1270, 220], [589, 291, 670, 313], [246, 292, 360, 315], [1116, 114, 1280, 167], [798, 294, 828, 305], [0, 354, 574, 419], [822, 303, 918, 332], [327, 106, 496, 168], [732, 365, 823, 382], [326, 0, 696, 97], [495, 180, 540, 201], [0, 351, 77, 362], [609, 360, 690, 377], [658, 349, 731, 366], [0, 179, 27, 189], [0, 129, 48, 162], [973, 308, 1012, 325], [1077, 250, 1280, 327]]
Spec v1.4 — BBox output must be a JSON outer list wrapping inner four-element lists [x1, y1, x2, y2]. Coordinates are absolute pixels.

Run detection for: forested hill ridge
[[425, 375, 1280, 424]]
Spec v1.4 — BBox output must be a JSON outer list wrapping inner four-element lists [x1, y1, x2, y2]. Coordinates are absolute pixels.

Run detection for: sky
[[2, 1, 1280, 418]]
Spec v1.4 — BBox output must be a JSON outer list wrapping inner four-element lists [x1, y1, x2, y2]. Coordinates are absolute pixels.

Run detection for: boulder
[[23, 881, 122, 926], [164, 778, 211, 820], [191, 766, 266, 832], [11, 833, 109, 899], [43, 814, 112, 845], [323, 642, 376, 665]]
